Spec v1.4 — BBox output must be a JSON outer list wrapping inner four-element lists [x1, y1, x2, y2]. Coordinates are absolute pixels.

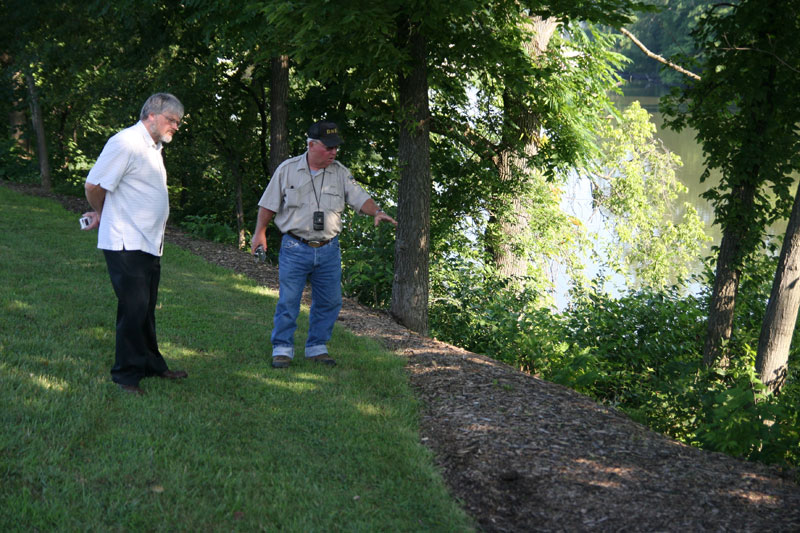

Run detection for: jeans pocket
[[282, 239, 301, 251]]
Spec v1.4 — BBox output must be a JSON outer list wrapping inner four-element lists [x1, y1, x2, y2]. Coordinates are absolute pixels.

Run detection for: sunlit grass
[[0, 186, 473, 532]]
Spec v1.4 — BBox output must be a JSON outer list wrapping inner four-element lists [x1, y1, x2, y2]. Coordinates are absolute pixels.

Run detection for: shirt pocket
[[284, 187, 302, 208], [321, 186, 345, 212]]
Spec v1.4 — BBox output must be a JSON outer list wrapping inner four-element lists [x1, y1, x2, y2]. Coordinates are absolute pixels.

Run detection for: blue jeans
[[270, 234, 342, 358]]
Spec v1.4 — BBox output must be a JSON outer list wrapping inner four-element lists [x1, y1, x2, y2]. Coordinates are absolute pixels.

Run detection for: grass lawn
[[0, 186, 473, 531]]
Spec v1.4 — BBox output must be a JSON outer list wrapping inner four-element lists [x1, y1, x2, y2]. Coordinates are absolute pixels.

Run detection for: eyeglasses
[[161, 114, 181, 127], [310, 139, 338, 152]]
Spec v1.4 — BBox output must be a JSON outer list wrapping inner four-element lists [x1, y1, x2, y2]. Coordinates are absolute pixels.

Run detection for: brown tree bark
[[232, 153, 246, 249], [703, 178, 760, 368], [24, 68, 51, 190], [390, 18, 431, 335], [489, 17, 557, 280], [1, 54, 29, 155], [756, 181, 800, 393], [703, 227, 743, 368]]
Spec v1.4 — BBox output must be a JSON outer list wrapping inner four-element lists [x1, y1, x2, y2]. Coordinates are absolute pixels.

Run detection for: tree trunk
[[489, 17, 557, 279], [703, 227, 743, 368], [24, 68, 51, 190], [756, 181, 800, 393], [233, 157, 246, 249], [1, 54, 29, 155], [268, 55, 290, 178], [703, 166, 763, 367], [703, 57, 777, 368], [390, 18, 431, 335]]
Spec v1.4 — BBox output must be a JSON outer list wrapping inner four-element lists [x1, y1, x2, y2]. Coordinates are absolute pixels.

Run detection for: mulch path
[[7, 181, 800, 532]]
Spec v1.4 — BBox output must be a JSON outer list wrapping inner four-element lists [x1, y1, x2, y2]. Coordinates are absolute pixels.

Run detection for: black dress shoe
[[118, 383, 145, 395], [158, 370, 188, 380]]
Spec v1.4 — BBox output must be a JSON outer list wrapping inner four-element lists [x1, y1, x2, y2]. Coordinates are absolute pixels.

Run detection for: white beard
[[147, 122, 173, 144]]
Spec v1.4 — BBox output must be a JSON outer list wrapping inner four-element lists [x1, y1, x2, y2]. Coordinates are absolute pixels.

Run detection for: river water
[[556, 87, 778, 307]]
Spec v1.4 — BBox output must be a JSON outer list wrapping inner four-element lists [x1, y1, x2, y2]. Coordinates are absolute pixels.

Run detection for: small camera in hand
[[254, 245, 267, 263], [79, 216, 92, 229], [313, 211, 324, 231]]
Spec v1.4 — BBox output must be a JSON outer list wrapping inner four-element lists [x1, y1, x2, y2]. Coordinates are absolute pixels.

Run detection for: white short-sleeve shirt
[[86, 121, 169, 256]]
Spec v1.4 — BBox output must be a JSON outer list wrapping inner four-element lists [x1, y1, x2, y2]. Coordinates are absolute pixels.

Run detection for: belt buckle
[[308, 240, 322, 248]]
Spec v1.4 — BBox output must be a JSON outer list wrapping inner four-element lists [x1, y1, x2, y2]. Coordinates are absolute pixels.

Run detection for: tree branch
[[720, 35, 800, 75], [620, 27, 701, 81]]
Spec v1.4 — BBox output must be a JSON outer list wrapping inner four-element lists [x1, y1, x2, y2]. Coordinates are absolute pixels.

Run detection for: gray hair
[[140, 93, 184, 121]]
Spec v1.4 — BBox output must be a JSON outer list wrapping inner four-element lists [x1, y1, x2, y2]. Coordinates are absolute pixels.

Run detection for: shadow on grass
[[0, 187, 473, 531]]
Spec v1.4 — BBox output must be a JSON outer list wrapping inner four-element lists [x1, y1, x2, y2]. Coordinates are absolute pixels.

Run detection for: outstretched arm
[[360, 198, 397, 227]]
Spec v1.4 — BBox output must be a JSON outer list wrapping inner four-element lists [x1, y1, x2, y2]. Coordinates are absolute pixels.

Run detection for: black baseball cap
[[308, 121, 343, 147]]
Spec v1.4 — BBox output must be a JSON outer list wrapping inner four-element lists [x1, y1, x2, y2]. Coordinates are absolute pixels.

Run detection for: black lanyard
[[308, 157, 326, 210]]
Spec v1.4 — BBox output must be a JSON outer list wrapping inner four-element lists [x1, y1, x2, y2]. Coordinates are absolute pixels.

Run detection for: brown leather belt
[[287, 231, 331, 248]]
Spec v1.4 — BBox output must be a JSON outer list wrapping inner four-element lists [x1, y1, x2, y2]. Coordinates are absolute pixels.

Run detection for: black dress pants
[[103, 249, 168, 386]]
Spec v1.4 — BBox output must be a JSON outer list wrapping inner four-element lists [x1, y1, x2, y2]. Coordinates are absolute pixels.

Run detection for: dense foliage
[[430, 255, 800, 467], [3, 0, 799, 470]]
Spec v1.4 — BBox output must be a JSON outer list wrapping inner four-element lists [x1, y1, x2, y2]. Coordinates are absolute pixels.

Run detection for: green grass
[[0, 187, 473, 532]]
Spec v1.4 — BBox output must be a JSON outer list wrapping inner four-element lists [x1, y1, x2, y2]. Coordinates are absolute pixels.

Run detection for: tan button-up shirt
[[257, 152, 371, 241]]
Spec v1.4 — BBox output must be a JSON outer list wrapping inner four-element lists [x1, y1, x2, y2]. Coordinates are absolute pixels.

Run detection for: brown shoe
[[271, 356, 292, 369], [118, 383, 145, 395], [158, 370, 188, 380], [308, 354, 336, 366]]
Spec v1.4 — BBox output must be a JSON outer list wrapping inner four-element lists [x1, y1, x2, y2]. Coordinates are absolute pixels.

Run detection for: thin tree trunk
[[233, 158, 246, 249], [489, 17, 557, 279], [24, 68, 51, 190], [268, 55, 290, 178], [1, 54, 29, 155], [390, 18, 431, 335], [703, 60, 776, 369], [703, 228, 742, 368], [756, 181, 800, 393]]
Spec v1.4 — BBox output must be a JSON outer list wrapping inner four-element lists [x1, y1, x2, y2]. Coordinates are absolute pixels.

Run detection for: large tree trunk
[[268, 55, 290, 177], [756, 181, 800, 393], [489, 17, 557, 279], [390, 18, 431, 335], [24, 68, 50, 190]]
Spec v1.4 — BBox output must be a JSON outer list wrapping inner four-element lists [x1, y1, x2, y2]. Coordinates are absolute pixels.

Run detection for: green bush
[[179, 213, 238, 245], [549, 286, 800, 467], [0, 139, 38, 183], [340, 210, 396, 309], [430, 262, 800, 468], [429, 255, 567, 375]]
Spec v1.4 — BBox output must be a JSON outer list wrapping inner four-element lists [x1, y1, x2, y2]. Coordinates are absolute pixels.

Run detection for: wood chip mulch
[[8, 181, 800, 532]]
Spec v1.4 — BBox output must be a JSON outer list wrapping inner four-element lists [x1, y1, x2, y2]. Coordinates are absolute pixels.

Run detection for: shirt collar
[[298, 151, 311, 174], [134, 120, 163, 151]]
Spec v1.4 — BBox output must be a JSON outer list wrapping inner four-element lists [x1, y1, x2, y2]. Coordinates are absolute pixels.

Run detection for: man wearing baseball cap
[[251, 120, 397, 368]]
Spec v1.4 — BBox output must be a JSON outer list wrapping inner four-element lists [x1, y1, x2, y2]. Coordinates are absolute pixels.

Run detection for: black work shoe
[[158, 369, 188, 380], [118, 383, 145, 395], [271, 356, 292, 369], [308, 354, 336, 366]]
